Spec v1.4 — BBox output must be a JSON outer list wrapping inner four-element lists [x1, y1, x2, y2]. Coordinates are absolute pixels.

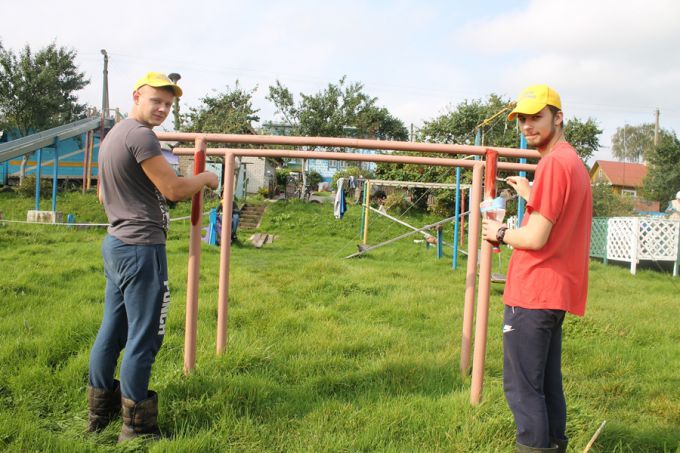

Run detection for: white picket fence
[[590, 217, 680, 276]]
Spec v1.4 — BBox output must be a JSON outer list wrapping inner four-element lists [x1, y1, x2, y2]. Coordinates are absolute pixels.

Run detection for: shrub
[[331, 166, 374, 191], [16, 175, 52, 198]]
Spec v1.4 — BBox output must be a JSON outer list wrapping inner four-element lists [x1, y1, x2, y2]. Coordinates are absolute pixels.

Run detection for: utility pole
[[168, 73, 182, 131], [100, 50, 109, 117], [654, 108, 660, 146]]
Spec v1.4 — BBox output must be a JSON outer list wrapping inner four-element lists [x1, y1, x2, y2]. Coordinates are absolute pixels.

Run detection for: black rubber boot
[[118, 390, 161, 442], [87, 379, 121, 432], [516, 441, 559, 452]]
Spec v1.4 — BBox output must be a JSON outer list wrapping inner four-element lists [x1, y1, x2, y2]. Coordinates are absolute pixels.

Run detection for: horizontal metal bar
[[366, 179, 470, 190], [157, 131, 540, 160], [172, 147, 537, 172]]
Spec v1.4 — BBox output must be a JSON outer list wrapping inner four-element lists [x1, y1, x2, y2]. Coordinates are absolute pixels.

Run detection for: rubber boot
[[87, 379, 121, 432], [118, 390, 161, 442], [551, 438, 568, 453], [516, 441, 559, 452]]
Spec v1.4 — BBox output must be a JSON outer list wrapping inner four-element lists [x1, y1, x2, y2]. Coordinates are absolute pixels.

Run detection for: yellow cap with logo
[[133, 72, 183, 97], [507, 84, 561, 121]]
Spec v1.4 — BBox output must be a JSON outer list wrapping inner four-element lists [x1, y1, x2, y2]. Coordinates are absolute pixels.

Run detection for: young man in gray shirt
[[87, 72, 218, 441]]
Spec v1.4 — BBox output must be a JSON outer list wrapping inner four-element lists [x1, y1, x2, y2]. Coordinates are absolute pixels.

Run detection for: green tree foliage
[[591, 182, 635, 217], [181, 82, 260, 136], [0, 41, 89, 136], [266, 76, 408, 140], [419, 94, 518, 148], [376, 95, 603, 214], [610, 123, 655, 162], [331, 166, 374, 191], [376, 95, 515, 213], [564, 117, 602, 163], [641, 131, 680, 205]]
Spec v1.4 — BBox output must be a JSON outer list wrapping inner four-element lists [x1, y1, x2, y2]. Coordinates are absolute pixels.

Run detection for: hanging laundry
[[334, 177, 347, 219]]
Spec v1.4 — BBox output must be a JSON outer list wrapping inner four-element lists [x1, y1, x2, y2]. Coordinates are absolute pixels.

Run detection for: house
[[589, 160, 660, 212], [234, 156, 277, 197]]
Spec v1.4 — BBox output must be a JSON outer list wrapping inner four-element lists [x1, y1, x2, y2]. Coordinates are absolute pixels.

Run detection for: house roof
[[591, 160, 648, 188]]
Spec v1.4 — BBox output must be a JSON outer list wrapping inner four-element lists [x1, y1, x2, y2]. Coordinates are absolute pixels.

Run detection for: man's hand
[[506, 176, 531, 201], [201, 171, 219, 189], [482, 218, 503, 242]]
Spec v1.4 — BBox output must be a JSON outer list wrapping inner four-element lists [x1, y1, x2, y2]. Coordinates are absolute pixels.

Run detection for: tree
[[0, 40, 89, 183], [266, 77, 408, 140], [591, 182, 635, 217], [418, 94, 519, 148], [181, 82, 260, 135], [610, 123, 655, 162], [267, 77, 408, 197], [641, 131, 680, 205], [0, 41, 89, 136], [376, 95, 521, 213], [181, 83, 261, 192], [564, 117, 602, 163], [376, 95, 602, 214]]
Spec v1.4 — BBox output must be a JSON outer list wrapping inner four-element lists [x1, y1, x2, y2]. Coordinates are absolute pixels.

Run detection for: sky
[[2, 0, 680, 163]]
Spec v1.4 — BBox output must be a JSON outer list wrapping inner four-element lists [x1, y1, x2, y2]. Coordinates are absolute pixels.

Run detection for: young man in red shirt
[[482, 85, 592, 453]]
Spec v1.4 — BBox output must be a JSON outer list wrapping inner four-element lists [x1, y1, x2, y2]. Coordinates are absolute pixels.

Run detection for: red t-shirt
[[503, 142, 592, 316]]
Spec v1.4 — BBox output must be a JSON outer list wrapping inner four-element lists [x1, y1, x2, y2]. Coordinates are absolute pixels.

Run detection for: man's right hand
[[202, 172, 219, 189], [506, 176, 531, 201]]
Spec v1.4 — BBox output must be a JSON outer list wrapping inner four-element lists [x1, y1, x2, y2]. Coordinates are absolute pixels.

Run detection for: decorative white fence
[[590, 217, 680, 276]]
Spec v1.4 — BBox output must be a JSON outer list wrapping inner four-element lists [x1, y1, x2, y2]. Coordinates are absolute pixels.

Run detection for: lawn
[[0, 191, 678, 452]]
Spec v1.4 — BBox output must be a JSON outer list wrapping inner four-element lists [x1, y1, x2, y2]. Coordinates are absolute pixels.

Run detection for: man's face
[[517, 106, 562, 149], [133, 85, 174, 127]]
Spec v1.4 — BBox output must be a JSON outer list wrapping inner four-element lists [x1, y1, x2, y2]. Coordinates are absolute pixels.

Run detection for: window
[[621, 189, 636, 197]]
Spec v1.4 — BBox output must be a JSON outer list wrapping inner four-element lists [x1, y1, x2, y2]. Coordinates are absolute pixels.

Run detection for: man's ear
[[132, 89, 141, 104], [554, 110, 563, 127]]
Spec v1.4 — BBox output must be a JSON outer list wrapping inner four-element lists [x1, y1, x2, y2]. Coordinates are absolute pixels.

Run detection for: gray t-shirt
[[99, 118, 169, 244]]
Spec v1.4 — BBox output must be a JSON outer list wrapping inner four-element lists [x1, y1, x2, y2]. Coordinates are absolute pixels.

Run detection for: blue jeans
[[89, 235, 169, 402], [503, 305, 567, 448]]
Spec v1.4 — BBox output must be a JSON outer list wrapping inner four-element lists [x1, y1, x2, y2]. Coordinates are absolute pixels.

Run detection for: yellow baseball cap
[[507, 84, 561, 120], [133, 72, 182, 97]]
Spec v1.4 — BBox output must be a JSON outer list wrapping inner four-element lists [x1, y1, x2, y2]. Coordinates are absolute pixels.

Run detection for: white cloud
[[2, 0, 679, 158]]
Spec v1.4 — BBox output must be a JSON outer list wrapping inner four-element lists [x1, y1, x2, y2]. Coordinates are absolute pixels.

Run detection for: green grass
[[0, 191, 678, 452]]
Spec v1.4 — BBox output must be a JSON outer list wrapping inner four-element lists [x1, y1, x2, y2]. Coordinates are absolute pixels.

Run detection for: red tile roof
[[591, 160, 647, 187]]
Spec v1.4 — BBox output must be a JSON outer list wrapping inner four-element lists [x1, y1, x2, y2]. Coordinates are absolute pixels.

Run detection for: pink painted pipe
[[216, 154, 235, 355], [460, 163, 483, 377], [157, 131, 540, 160], [470, 149, 499, 405], [171, 147, 536, 173], [183, 138, 206, 374]]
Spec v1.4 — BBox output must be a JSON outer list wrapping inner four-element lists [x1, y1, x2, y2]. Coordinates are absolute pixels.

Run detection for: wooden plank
[[252, 233, 268, 248]]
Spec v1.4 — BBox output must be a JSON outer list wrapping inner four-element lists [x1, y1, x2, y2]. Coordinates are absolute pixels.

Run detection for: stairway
[[238, 204, 266, 230]]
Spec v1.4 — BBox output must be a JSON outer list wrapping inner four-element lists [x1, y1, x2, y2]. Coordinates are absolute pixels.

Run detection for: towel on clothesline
[[334, 177, 347, 219]]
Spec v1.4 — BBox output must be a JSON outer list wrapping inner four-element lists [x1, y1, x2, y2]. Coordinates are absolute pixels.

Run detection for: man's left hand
[[482, 218, 502, 242]]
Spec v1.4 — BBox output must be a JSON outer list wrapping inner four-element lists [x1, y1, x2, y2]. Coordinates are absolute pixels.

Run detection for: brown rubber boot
[[118, 390, 161, 442], [87, 379, 121, 432]]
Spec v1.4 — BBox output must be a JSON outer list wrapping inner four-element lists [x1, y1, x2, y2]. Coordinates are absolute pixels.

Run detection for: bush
[[592, 183, 636, 217], [331, 166, 374, 191], [306, 170, 322, 190], [16, 175, 52, 198]]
